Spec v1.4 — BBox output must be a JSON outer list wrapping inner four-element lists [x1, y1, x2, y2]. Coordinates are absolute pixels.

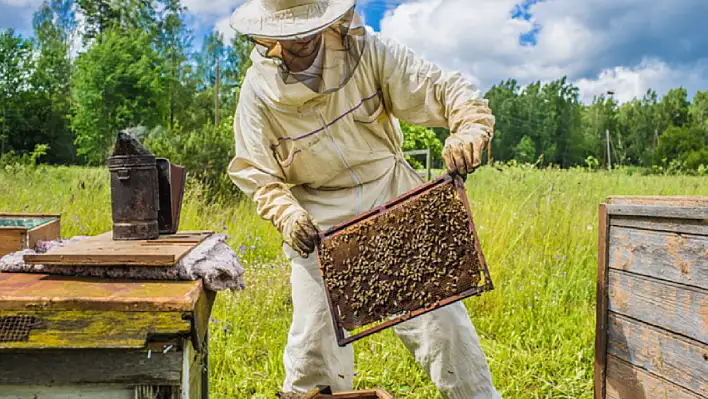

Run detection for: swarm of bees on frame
[[318, 182, 483, 330]]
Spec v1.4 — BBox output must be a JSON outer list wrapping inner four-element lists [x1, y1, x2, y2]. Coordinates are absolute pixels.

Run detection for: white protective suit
[[228, 30, 501, 399]]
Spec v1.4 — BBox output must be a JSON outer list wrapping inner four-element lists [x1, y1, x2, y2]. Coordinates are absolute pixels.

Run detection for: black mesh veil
[[251, 7, 367, 94]]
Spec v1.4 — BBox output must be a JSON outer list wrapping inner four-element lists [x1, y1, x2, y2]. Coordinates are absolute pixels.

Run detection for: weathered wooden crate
[[595, 196, 708, 399], [0, 272, 215, 399], [0, 213, 60, 258]]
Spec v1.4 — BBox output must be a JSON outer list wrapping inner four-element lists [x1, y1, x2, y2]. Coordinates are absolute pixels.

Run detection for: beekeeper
[[227, 0, 500, 398]]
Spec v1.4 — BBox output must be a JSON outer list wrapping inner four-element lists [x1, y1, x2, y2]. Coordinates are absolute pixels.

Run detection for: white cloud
[[214, 16, 235, 43], [576, 59, 708, 103], [1, 0, 41, 6], [182, 0, 241, 17], [0, 0, 44, 34], [379, 0, 708, 103]]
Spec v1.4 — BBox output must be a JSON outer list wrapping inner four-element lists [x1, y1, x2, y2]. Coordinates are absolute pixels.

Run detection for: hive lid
[[605, 196, 708, 220], [0, 272, 204, 312], [23, 230, 214, 267]]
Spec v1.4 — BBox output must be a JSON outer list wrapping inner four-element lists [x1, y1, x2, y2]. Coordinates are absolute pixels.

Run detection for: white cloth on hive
[[0, 234, 245, 292]]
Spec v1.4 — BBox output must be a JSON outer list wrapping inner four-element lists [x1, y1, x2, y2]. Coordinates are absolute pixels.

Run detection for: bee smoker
[[107, 131, 186, 240], [108, 132, 161, 240]]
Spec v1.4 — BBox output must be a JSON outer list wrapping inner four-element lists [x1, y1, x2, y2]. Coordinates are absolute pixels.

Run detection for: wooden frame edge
[[27, 218, 61, 250], [594, 203, 610, 399], [0, 213, 61, 218]]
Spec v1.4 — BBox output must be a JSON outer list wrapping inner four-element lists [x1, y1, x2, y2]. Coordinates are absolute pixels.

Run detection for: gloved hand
[[442, 127, 491, 177], [281, 209, 320, 258]]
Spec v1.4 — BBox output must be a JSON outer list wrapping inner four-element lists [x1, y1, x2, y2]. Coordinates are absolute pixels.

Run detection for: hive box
[[0, 213, 60, 258], [595, 196, 707, 399]]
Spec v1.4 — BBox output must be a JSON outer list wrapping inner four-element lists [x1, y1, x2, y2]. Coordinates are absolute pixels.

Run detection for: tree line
[[1, 0, 706, 193], [485, 78, 708, 172]]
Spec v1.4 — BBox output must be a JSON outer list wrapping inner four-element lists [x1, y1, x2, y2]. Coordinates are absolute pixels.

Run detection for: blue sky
[[2, 0, 708, 103]]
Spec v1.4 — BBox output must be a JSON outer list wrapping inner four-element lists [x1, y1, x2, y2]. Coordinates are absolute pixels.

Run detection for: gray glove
[[281, 210, 320, 258], [442, 127, 491, 176]]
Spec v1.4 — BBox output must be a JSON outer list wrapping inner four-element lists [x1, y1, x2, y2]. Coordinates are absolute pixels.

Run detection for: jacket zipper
[[317, 112, 363, 215]]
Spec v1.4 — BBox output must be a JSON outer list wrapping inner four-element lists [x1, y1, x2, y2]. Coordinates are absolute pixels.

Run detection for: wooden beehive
[[595, 196, 707, 399], [317, 175, 493, 347], [0, 272, 215, 399], [0, 213, 60, 258]]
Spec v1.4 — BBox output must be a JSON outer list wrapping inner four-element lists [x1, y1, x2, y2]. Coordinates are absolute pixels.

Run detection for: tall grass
[[1, 166, 706, 398]]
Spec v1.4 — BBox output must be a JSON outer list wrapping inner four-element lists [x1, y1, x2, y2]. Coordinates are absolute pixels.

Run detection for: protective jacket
[[229, 31, 494, 255], [228, 31, 500, 399]]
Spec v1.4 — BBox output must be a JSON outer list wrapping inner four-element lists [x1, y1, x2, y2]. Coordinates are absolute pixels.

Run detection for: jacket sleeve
[[371, 32, 495, 137], [227, 79, 305, 234]]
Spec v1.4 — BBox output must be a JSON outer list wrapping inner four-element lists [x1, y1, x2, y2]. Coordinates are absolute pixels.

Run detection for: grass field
[[1, 165, 706, 398]]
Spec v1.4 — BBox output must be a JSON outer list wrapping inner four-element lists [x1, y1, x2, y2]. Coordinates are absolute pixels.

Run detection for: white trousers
[[282, 255, 502, 399]]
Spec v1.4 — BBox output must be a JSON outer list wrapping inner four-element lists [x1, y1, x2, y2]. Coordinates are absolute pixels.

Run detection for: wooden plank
[[0, 348, 182, 385], [0, 310, 191, 349], [185, 339, 202, 399], [595, 204, 610, 399], [611, 216, 708, 236], [608, 227, 708, 290], [606, 355, 704, 399], [191, 289, 216, 352], [607, 204, 708, 220], [24, 231, 213, 267], [0, 273, 203, 312], [607, 313, 708, 395], [607, 196, 708, 208], [0, 385, 134, 399], [331, 391, 393, 399], [143, 231, 213, 245], [27, 218, 61, 249], [608, 270, 708, 344], [200, 331, 209, 399], [0, 229, 24, 258]]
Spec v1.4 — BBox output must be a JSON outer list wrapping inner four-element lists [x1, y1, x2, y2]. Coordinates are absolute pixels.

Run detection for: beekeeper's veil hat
[[229, 0, 366, 94]]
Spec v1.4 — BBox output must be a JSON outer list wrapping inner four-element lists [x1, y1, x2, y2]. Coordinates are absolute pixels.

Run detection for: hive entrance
[[0, 315, 39, 342], [317, 176, 493, 346]]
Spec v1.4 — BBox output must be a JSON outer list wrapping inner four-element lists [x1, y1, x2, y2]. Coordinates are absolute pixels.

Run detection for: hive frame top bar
[[319, 174, 457, 240]]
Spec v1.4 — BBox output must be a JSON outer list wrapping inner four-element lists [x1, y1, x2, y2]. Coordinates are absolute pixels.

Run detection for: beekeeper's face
[[254, 33, 323, 72]]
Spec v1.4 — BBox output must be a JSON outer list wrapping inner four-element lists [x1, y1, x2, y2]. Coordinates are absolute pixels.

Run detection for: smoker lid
[[110, 131, 154, 157]]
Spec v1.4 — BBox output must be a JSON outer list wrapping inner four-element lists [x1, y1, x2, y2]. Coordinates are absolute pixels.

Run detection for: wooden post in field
[[605, 129, 612, 170], [215, 58, 220, 126], [426, 148, 432, 181]]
